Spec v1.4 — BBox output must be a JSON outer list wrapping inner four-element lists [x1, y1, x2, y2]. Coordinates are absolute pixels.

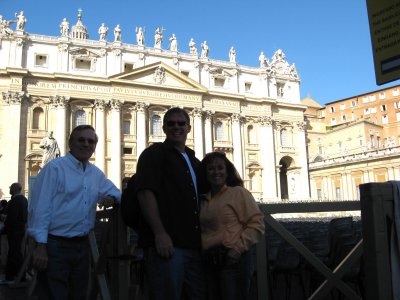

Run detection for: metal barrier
[[256, 201, 363, 300]]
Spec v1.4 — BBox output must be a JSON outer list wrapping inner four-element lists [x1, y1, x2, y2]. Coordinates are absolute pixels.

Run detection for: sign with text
[[366, 0, 400, 85]]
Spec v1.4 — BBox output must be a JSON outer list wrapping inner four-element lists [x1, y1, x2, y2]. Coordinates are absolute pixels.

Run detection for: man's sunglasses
[[166, 121, 187, 127]]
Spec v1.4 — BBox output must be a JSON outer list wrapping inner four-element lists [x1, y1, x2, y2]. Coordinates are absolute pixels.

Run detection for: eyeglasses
[[77, 137, 97, 145], [166, 121, 187, 127]]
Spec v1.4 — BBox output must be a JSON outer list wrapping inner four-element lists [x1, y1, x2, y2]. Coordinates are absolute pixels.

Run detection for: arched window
[[247, 125, 256, 144], [281, 128, 289, 147], [215, 121, 224, 141], [151, 114, 162, 136], [74, 110, 86, 127], [32, 107, 44, 129]]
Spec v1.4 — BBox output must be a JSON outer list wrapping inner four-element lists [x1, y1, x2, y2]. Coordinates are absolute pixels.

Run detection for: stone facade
[[0, 11, 310, 202], [303, 85, 400, 200]]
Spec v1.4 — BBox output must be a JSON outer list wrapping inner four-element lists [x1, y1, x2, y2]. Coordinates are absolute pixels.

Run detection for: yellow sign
[[366, 0, 400, 85]]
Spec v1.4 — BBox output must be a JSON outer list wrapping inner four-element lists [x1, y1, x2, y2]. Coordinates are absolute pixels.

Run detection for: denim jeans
[[144, 247, 207, 300], [205, 247, 255, 300], [36, 237, 90, 300]]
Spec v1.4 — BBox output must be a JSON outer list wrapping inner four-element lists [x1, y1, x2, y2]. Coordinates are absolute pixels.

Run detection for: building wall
[[0, 15, 310, 202]]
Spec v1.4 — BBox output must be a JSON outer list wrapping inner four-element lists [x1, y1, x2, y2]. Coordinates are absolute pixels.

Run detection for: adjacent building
[[0, 10, 310, 201], [304, 84, 400, 200]]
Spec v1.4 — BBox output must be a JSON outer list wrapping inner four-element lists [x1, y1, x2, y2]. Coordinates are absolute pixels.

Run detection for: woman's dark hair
[[198, 152, 243, 193]]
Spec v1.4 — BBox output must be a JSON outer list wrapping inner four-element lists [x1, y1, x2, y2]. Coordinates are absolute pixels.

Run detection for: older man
[[28, 125, 120, 299]]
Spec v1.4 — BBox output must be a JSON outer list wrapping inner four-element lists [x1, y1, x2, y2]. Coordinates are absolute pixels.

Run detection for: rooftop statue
[[0, 15, 15, 35], [60, 18, 69, 37], [154, 27, 164, 49], [114, 24, 121, 42], [169, 33, 177, 51], [229, 46, 236, 63], [98, 23, 108, 41], [40, 131, 61, 167], [135, 27, 145, 46], [189, 38, 197, 55], [258, 51, 267, 68], [15, 11, 26, 31], [200, 41, 209, 58]]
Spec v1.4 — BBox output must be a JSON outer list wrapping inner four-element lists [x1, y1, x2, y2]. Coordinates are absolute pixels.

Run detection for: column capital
[[191, 107, 203, 118], [296, 121, 307, 132], [2, 91, 28, 104], [110, 99, 124, 111], [94, 99, 109, 111], [231, 113, 244, 124], [135, 101, 149, 112], [50, 95, 70, 108], [204, 110, 215, 120], [258, 116, 273, 126], [58, 43, 69, 52]]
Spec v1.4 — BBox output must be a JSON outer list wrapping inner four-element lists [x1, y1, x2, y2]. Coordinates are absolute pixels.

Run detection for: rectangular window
[[35, 54, 48, 67], [364, 108, 370, 115], [329, 107, 335, 113], [75, 59, 91, 70], [331, 117, 336, 125], [245, 82, 252, 92], [379, 92, 386, 99], [340, 103, 346, 110], [382, 115, 389, 124], [362, 97, 369, 103], [123, 147, 133, 155], [124, 63, 134, 71], [371, 107, 377, 113], [181, 70, 189, 76], [381, 104, 387, 111], [317, 189, 322, 200], [123, 120, 131, 134], [396, 112, 400, 121], [395, 101, 400, 109], [341, 115, 347, 121], [393, 89, 400, 96], [350, 100, 358, 107], [214, 77, 225, 87], [369, 95, 376, 101], [336, 187, 341, 201]]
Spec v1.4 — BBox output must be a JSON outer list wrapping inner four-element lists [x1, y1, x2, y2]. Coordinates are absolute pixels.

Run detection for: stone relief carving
[[231, 113, 244, 123], [93, 99, 109, 110], [258, 116, 273, 126], [109, 99, 124, 110], [2, 91, 27, 104], [112, 48, 121, 56], [153, 66, 166, 84], [58, 43, 69, 52], [49, 95, 70, 108], [191, 107, 203, 118], [135, 102, 149, 112]]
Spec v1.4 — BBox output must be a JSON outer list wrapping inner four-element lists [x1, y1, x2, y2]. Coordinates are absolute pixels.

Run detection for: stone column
[[342, 173, 349, 200], [135, 102, 148, 160], [327, 177, 333, 200], [110, 99, 123, 188], [192, 108, 204, 159], [204, 110, 214, 154], [50, 96, 70, 156], [0, 91, 25, 190], [258, 116, 277, 201], [112, 48, 122, 74], [322, 176, 328, 200], [388, 166, 395, 180], [94, 99, 108, 172], [295, 121, 311, 199], [11, 37, 25, 67], [231, 114, 243, 177]]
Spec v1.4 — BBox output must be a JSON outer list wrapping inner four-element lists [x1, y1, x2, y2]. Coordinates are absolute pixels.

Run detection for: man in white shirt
[[28, 125, 120, 300]]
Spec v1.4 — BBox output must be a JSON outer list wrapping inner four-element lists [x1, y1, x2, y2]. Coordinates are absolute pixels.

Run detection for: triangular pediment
[[109, 62, 207, 92], [69, 47, 102, 58]]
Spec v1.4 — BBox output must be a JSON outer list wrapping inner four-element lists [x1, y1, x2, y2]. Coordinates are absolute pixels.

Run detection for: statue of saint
[[189, 38, 197, 55], [169, 33, 178, 51], [15, 11, 27, 31], [229, 46, 236, 63], [60, 18, 69, 37], [259, 51, 267, 68], [40, 131, 61, 167], [98, 23, 108, 41], [201, 41, 209, 58], [154, 27, 164, 49], [136, 27, 145, 46], [114, 24, 121, 42], [0, 15, 15, 35]]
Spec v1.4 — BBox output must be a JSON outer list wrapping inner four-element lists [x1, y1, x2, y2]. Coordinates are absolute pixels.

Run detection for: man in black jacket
[[2, 182, 28, 283]]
